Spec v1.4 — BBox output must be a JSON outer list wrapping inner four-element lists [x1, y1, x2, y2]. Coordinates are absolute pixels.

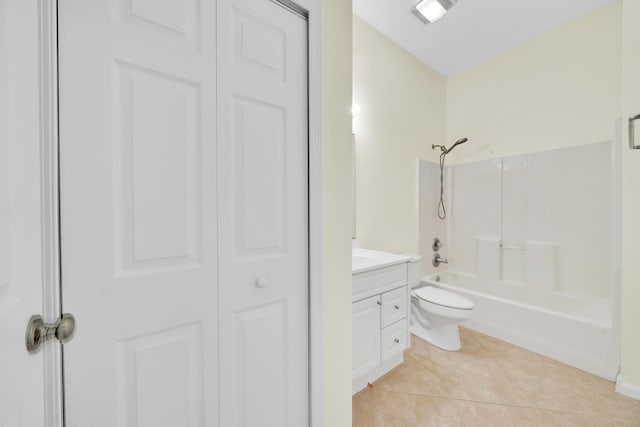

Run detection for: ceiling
[[353, 0, 616, 76]]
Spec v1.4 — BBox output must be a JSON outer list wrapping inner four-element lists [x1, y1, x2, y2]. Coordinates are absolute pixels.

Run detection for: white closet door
[[217, 0, 309, 425], [0, 2, 45, 425], [58, 0, 219, 425]]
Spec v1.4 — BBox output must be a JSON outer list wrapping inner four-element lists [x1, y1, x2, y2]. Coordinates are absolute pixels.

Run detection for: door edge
[[38, 1, 65, 426]]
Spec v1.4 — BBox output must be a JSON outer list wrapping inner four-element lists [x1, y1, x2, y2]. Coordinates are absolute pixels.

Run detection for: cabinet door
[[352, 296, 381, 379]]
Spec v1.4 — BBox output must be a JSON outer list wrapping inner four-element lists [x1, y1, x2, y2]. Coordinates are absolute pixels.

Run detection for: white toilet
[[408, 257, 475, 351]]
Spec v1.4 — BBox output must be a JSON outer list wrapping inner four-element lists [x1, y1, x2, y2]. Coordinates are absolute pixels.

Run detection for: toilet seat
[[413, 286, 474, 310]]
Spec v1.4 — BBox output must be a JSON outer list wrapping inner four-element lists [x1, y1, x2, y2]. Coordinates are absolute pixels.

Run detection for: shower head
[[448, 137, 468, 152], [432, 137, 469, 154]]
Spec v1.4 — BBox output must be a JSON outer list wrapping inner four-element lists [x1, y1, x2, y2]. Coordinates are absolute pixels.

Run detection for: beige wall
[[322, 0, 353, 424], [353, 16, 446, 254], [620, 0, 640, 389], [446, 1, 622, 163], [353, 0, 640, 394]]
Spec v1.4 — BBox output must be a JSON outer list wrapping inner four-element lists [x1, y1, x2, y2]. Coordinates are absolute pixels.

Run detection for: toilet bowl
[[407, 256, 475, 351], [410, 286, 474, 351]]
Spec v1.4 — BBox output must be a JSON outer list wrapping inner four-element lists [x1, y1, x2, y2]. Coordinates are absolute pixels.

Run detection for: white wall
[[446, 1, 622, 164], [322, 0, 354, 424], [353, 16, 445, 255]]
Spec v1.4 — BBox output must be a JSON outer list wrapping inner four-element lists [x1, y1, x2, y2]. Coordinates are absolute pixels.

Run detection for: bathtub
[[423, 272, 619, 380]]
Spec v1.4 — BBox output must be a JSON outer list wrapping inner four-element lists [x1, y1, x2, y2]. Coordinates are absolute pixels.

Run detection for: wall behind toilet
[[445, 1, 622, 164], [353, 16, 445, 255]]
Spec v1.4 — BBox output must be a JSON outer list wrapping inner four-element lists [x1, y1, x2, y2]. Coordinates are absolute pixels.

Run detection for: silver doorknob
[[256, 277, 269, 288], [25, 313, 76, 354]]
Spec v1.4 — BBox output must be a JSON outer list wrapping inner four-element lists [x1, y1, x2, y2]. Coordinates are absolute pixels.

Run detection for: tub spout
[[432, 253, 448, 267]]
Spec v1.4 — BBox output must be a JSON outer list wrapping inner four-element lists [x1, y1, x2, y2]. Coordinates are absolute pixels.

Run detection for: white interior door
[[217, 0, 309, 425], [0, 1, 48, 425], [58, 0, 219, 425]]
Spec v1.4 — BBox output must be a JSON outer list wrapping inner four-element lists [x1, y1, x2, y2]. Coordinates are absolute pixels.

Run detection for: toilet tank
[[407, 255, 423, 288]]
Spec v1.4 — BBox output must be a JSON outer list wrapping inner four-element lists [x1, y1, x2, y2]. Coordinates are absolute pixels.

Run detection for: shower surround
[[418, 140, 620, 379]]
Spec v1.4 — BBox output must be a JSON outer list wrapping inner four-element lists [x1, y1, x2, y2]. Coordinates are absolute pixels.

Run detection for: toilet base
[[410, 321, 462, 351]]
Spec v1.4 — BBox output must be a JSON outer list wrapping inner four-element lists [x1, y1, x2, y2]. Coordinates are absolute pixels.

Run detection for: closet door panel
[[217, 0, 309, 425], [58, 0, 218, 425]]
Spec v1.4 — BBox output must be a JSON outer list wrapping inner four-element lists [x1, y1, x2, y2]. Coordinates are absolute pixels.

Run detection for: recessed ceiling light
[[411, 0, 457, 25]]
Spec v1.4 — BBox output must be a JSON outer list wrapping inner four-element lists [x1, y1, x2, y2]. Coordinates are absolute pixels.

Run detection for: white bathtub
[[423, 272, 618, 380]]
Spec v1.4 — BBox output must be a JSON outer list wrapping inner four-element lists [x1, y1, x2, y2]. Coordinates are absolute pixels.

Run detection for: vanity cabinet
[[352, 262, 410, 395], [352, 296, 381, 379]]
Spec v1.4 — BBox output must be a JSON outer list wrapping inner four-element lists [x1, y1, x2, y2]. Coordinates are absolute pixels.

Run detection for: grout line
[[353, 331, 640, 425], [372, 389, 624, 422]]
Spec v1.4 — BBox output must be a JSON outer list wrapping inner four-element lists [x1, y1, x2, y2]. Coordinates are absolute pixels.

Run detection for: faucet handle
[[432, 253, 448, 267], [432, 237, 443, 252]]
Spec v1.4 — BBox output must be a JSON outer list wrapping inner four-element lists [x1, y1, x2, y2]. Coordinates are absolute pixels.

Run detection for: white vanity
[[352, 248, 413, 394]]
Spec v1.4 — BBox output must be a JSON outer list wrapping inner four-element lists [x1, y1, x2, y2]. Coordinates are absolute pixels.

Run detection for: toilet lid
[[414, 286, 474, 310]]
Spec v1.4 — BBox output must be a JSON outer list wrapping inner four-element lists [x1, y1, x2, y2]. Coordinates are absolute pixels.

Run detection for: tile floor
[[352, 328, 640, 426]]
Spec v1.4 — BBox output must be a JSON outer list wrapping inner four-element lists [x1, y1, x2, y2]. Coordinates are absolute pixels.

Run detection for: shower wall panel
[[447, 159, 501, 277], [418, 160, 448, 276], [526, 142, 612, 298], [422, 141, 614, 300]]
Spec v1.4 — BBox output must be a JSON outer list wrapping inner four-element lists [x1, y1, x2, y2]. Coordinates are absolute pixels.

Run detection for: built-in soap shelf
[[474, 236, 558, 290]]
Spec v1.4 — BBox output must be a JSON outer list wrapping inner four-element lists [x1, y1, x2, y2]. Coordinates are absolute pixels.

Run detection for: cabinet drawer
[[381, 319, 407, 362], [352, 263, 407, 301], [380, 286, 407, 328]]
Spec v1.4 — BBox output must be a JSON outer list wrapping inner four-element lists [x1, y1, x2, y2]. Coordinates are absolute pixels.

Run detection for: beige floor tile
[[374, 351, 447, 397], [471, 331, 550, 365], [408, 335, 437, 357], [365, 389, 464, 427], [585, 386, 640, 421], [504, 406, 622, 427], [453, 400, 515, 426], [439, 369, 530, 406], [352, 387, 372, 427], [353, 330, 640, 427], [422, 341, 500, 380]]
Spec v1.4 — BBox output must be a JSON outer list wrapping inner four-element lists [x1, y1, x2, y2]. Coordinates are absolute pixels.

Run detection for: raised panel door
[[0, 2, 46, 425], [217, 0, 309, 425], [58, 0, 219, 425]]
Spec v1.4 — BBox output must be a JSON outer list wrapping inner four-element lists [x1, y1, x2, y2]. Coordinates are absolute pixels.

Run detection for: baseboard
[[616, 374, 640, 400]]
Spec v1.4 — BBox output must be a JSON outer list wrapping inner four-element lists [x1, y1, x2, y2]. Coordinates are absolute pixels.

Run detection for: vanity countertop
[[352, 248, 413, 275]]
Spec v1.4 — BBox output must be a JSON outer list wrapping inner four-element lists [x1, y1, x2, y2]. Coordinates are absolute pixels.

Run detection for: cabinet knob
[[256, 277, 268, 288], [394, 305, 400, 310], [394, 338, 400, 344], [376, 301, 381, 306]]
